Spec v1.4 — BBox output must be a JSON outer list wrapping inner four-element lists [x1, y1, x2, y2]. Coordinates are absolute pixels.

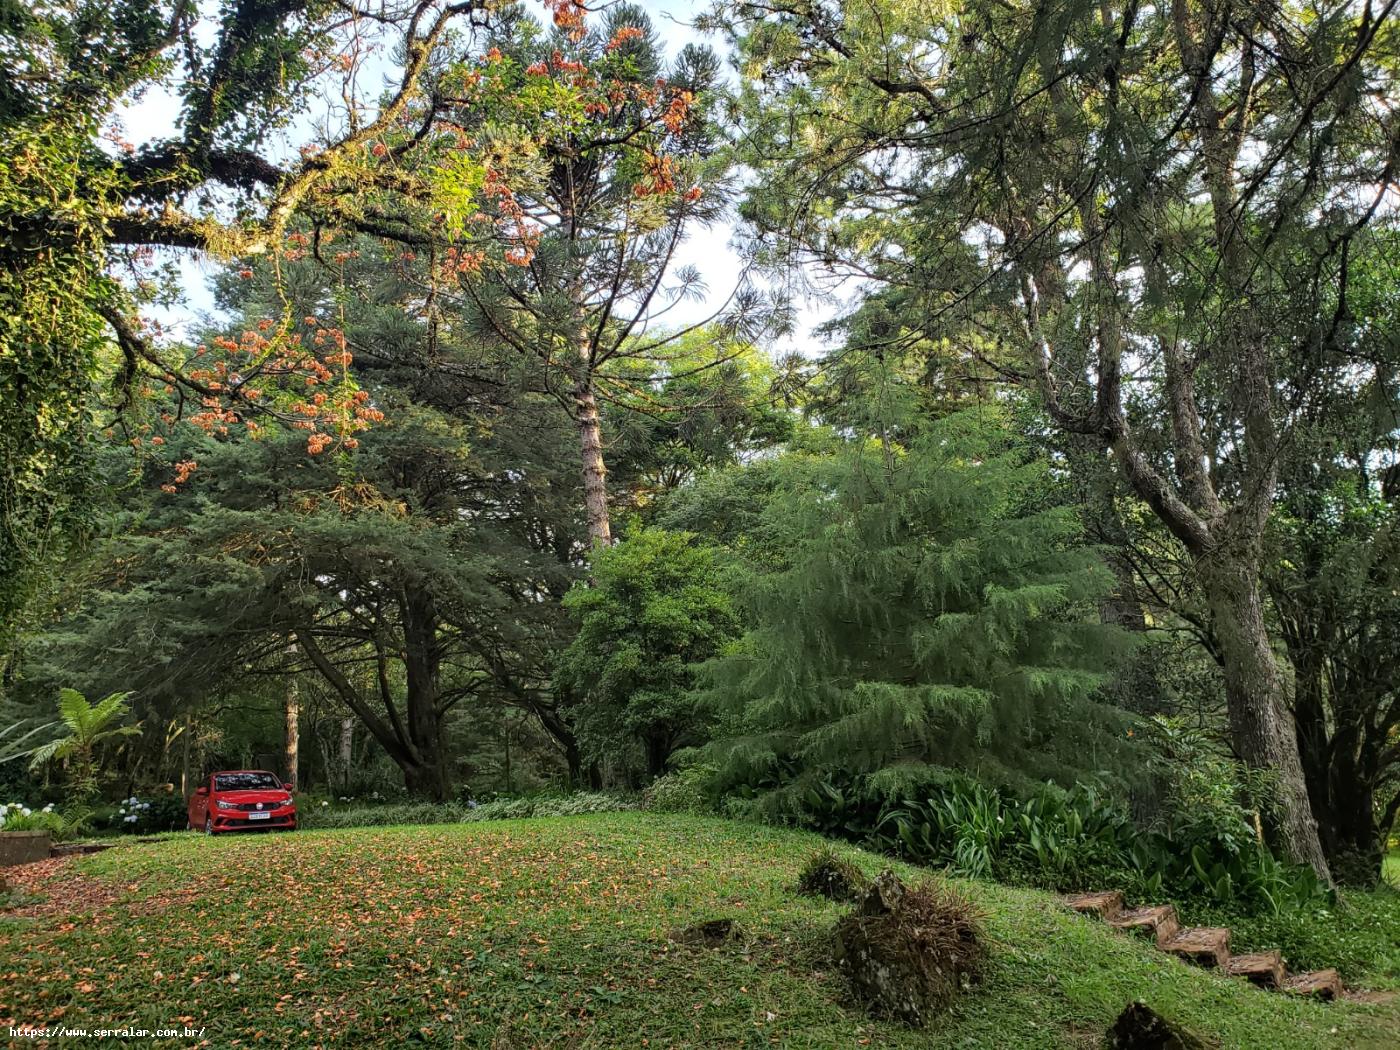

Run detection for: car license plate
[[248, 811, 271, 820]]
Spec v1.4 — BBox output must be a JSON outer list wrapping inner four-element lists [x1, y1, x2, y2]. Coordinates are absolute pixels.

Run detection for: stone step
[[1226, 950, 1285, 988], [1071, 891, 1342, 1003], [1161, 927, 1231, 969], [1064, 890, 1125, 921], [1109, 904, 1180, 946], [1284, 969, 1343, 1000]]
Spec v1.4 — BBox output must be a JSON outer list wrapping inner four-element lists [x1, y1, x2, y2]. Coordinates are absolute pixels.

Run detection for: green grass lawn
[[1386, 851, 1398, 888], [2, 813, 1398, 1048]]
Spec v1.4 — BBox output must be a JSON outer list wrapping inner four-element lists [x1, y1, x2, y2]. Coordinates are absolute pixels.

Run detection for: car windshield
[[214, 772, 282, 792]]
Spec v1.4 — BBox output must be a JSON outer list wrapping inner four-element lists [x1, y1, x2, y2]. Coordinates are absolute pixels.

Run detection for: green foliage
[[559, 527, 740, 776], [100, 793, 185, 834], [791, 772, 1330, 915], [299, 792, 637, 830], [0, 800, 83, 840], [27, 688, 140, 801], [464, 792, 636, 821], [0, 718, 57, 765], [1191, 888, 1400, 982], [1145, 717, 1278, 856], [0, 120, 110, 631], [795, 847, 869, 901], [705, 409, 1135, 803], [300, 801, 474, 830], [642, 764, 718, 815]]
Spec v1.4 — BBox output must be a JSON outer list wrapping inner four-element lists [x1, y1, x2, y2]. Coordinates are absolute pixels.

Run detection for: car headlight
[[216, 799, 236, 810], [280, 797, 295, 809]]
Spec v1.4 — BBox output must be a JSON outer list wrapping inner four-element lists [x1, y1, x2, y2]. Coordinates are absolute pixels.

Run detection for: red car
[[188, 770, 297, 835]]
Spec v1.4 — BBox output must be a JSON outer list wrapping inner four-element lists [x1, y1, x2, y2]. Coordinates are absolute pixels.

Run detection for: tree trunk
[[574, 377, 611, 546], [644, 730, 670, 779], [402, 588, 451, 801], [1200, 554, 1330, 881], [1326, 749, 1381, 886], [283, 670, 300, 790], [564, 738, 582, 787], [1289, 647, 1332, 843], [338, 716, 355, 792], [180, 709, 192, 798]]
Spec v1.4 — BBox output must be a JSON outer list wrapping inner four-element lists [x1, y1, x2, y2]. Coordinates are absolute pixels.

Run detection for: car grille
[[234, 800, 290, 811]]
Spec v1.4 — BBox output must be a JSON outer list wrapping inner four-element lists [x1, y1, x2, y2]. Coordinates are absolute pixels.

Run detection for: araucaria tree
[[422, 3, 731, 545], [719, 0, 1400, 881]]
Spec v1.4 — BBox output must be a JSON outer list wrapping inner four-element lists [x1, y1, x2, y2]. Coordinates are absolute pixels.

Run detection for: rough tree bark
[[338, 716, 355, 792], [283, 641, 300, 790], [574, 374, 612, 547], [284, 672, 300, 790], [1199, 553, 1330, 881]]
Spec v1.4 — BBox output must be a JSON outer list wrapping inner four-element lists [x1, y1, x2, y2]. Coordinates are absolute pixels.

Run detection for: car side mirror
[[282, 783, 294, 792], [195, 786, 209, 796]]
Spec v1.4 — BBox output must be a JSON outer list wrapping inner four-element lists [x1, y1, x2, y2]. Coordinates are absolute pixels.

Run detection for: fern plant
[[0, 718, 57, 765], [28, 689, 141, 802]]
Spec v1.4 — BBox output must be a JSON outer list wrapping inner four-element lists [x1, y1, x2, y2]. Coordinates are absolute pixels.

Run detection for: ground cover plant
[[3, 814, 1399, 1049], [297, 792, 637, 830]]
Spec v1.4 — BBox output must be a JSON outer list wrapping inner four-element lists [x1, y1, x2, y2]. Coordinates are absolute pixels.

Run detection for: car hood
[[217, 790, 294, 804]]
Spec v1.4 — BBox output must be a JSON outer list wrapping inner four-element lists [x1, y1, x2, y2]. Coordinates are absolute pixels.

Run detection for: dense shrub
[[643, 765, 718, 815], [301, 802, 470, 830], [779, 773, 1328, 915], [0, 801, 67, 837], [464, 793, 637, 821], [299, 793, 638, 830], [101, 794, 186, 834]]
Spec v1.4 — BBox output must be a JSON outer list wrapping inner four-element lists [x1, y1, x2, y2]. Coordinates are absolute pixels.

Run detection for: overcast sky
[[123, 0, 838, 358]]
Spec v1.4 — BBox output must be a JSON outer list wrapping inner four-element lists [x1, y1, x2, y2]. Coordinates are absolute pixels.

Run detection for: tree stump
[[835, 870, 986, 1027]]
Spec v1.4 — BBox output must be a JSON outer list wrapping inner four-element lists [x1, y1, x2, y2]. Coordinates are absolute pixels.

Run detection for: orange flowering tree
[[399, 1, 735, 546], [106, 2, 737, 530], [103, 252, 388, 493]]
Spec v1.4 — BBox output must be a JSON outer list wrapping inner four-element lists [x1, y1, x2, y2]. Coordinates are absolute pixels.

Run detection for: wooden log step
[[1161, 927, 1231, 968], [1226, 950, 1284, 988], [1109, 904, 1180, 946], [1284, 969, 1343, 1000], [1064, 890, 1124, 920]]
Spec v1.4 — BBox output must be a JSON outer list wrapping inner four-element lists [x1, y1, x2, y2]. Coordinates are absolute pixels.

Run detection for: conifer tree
[[705, 409, 1134, 806], [712, 0, 1399, 882], [424, 3, 735, 545]]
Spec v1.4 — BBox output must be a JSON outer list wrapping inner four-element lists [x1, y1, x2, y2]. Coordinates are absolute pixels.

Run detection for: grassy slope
[[2, 814, 1397, 1049]]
